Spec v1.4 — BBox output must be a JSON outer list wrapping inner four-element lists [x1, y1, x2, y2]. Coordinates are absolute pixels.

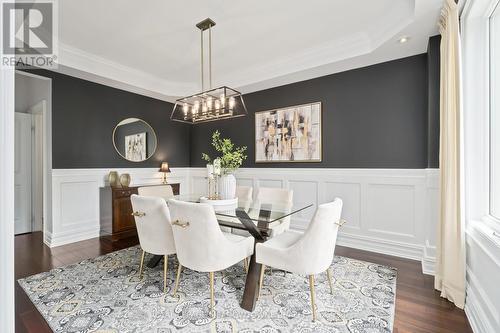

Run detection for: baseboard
[[465, 274, 497, 333], [421, 255, 436, 275], [421, 244, 436, 275], [465, 291, 490, 333], [336, 232, 424, 262], [44, 227, 100, 248]]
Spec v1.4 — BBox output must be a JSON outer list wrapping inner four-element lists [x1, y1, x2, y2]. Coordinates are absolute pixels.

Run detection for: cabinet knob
[[131, 211, 146, 217]]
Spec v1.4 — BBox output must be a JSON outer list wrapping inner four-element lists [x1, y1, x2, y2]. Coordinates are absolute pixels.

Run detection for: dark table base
[[146, 255, 163, 268]]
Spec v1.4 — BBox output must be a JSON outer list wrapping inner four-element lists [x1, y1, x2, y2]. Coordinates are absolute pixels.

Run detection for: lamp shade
[[159, 162, 171, 173]]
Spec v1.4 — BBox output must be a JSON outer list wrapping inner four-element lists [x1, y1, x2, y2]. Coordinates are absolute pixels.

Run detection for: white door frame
[[14, 112, 33, 234], [0, 2, 15, 330], [15, 70, 53, 243]]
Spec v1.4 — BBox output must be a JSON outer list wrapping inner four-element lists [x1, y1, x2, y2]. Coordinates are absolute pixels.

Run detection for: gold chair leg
[[309, 275, 317, 322], [163, 255, 168, 293], [209, 272, 215, 317], [139, 250, 145, 278], [173, 263, 182, 296], [243, 258, 249, 273], [326, 267, 333, 294], [258, 264, 266, 299]]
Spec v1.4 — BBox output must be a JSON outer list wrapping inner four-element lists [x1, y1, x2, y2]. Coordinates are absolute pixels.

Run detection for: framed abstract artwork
[[125, 132, 147, 162], [255, 102, 322, 163]]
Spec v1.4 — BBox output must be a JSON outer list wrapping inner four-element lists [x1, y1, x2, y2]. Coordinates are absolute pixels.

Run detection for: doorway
[[14, 71, 51, 237], [14, 111, 33, 234]]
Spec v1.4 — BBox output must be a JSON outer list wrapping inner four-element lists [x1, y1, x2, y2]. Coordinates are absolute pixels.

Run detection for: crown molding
[[368, 3, 416, 50], [56, 42, 196, 102]]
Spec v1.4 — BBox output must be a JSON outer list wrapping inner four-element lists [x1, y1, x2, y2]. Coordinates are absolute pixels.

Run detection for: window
[[490, 2, 500, 219]]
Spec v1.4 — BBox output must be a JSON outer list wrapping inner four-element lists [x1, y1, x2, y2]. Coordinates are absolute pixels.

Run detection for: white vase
[[219, 174, 236, 199]]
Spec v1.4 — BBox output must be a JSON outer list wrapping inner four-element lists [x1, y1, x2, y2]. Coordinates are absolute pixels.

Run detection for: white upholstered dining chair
[[236, 185, 253, 211], [232, 187, 293, 238], [168, 200, 254, 317], [255, 198, 344, 321], [130, 195, 176, 292], [255, 187, 293, 237], [138, 185, 175, 201]]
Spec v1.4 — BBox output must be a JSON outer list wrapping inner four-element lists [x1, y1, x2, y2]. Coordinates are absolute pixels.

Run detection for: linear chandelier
[[171, 18, 248, 124]]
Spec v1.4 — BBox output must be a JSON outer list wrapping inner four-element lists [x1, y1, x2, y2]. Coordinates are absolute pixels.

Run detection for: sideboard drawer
[[100, 183, 180, 242], [114, 189, 135, 198], [113, 197, 136, 232]]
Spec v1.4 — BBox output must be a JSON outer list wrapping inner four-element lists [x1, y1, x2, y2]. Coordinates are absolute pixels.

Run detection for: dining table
[[147, 194, 313, 312]]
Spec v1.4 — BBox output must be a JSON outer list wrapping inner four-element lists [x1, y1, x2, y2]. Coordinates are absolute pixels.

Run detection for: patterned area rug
[[18, 246, 397, 333]]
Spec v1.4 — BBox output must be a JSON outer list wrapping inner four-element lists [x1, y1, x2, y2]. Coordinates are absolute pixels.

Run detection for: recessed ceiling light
[[398, 36, 410, 44]]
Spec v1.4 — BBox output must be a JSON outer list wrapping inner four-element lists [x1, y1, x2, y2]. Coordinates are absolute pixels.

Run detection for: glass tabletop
[[172, 194, 313, 224]]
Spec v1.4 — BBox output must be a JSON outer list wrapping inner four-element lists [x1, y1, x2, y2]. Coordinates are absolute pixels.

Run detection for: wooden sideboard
[[99, 183, 180, 241]]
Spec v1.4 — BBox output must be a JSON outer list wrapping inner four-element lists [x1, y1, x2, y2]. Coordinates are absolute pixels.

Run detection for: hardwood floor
[[15, 232, 473, 333]]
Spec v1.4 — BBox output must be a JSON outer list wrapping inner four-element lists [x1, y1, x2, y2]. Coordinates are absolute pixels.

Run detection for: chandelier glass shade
[[171, 18, 248, 124]]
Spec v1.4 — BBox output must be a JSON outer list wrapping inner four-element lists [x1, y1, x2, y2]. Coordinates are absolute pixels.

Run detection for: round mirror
[[112, 118, 157, 162]]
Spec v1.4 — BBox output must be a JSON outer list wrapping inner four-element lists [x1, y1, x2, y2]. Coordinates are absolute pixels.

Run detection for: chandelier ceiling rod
[[198, 18, 215, 92], [200, 27, 204, 91], [209, 24, 212, 89]]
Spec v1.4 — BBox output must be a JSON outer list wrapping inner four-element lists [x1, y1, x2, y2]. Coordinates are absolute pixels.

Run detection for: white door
[[14, 112, 32, 235], [29, 100, 46, 232]]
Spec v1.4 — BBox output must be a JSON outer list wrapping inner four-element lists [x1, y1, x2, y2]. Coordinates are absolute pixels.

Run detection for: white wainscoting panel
[[288, 180, 318, 225], [49, 167, 439, 274], [236, 177, 254, 188], [189, 167, 439, 271], [422, 169, 439, 274], [48, 168, 191, 247], [60, 180, 98, 227], [324, 182, 361, 231], [465, 222, 500, 333], [258, 178, 284, 189], [366, 184, 416, 239], [191, 175, 208, 195]]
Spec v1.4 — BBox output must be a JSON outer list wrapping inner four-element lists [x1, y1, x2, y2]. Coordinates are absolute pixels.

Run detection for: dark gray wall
[[23, 69, 191, 168], [427, 35, 441, 168], [191, 54, 431, 168], [21, 38, 440, 170]]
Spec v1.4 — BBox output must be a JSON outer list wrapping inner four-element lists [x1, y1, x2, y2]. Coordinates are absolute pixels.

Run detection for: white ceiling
[[55, 0, 442, 101]]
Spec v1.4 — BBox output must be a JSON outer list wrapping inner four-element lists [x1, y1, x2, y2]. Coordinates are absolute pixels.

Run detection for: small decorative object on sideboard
[[206, 164, 217, 199], [202, 130, 247, 199], [159, 162, 171, 184], [120, 173, 131, 187], [108, 171, 121, 188]]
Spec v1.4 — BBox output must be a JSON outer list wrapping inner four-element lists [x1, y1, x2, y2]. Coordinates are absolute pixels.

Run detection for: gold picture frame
[[112, 118, 158, 163], [254, 102, 322, 163]]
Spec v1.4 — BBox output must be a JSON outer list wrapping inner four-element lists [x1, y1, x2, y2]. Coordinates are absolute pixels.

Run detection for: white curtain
[[435, 0, 465, 309]]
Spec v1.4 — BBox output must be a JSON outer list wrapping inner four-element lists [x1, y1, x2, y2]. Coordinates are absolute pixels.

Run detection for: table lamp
[[159, 162, 171, 184]]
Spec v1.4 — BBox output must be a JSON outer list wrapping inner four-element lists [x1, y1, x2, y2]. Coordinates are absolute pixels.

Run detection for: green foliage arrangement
[[202, 130, 247, 174]]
